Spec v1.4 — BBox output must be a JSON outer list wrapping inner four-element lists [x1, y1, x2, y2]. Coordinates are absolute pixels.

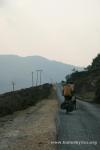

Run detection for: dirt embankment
[[0, 84, 52, 117], [0, 88, 58, 150]]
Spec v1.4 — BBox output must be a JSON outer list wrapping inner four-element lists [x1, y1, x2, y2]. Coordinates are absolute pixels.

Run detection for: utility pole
[[11, 81, 15, 92], [36, 70, 39, 86], [39, 70, 43, 85], [36, 69, 43, 86], [32, 72, 34, 87]]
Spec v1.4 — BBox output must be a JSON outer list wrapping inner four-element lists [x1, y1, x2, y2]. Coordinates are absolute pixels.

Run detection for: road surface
[[56, 84, 100, 150]]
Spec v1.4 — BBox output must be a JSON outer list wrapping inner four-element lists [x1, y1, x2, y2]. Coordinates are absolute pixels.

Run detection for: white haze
[[0, 0, 100, 67]]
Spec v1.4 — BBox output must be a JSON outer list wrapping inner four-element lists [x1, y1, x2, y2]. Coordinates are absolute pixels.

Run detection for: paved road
[[56, 84, 100, 150]]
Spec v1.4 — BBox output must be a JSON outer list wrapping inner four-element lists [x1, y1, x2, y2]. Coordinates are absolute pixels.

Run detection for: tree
[[86, 53, 100, 71], [65, 74, 71, 82], [95, 78, 100, 103]]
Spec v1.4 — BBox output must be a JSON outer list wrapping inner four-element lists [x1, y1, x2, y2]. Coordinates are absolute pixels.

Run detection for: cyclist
[[62, 81, 76, 112]]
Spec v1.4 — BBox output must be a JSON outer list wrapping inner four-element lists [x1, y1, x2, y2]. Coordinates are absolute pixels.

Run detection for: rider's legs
[[64, 96, 72, 113]]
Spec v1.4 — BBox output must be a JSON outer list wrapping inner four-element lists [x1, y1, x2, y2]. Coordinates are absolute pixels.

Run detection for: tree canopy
[[87, 54, 100, 71]]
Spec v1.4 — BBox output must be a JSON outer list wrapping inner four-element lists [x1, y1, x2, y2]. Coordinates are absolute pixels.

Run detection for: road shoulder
[[0, 89, 58, 150]]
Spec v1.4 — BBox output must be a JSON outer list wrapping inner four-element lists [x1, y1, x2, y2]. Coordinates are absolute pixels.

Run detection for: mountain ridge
[[0, 54, 84, 67], [0, 55, 83, 93]]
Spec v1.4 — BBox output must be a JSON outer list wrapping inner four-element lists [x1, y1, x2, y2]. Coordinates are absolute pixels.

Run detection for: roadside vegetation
[[0, 83, 52, 117], [66, 54, 100, 103]]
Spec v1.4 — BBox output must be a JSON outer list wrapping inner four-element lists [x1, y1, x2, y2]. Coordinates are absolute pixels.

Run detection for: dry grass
[[0, 89, 58, 150]]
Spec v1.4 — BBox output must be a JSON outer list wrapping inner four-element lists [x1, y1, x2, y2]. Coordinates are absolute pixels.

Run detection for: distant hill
[[0, 55, 82, 93]]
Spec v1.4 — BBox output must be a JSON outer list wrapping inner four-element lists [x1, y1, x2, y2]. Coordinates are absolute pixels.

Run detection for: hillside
[[0, 55, 82, 93], [67, 54, 100, 102], [0, 84, 52, 117], [0, 86, 57, 150]]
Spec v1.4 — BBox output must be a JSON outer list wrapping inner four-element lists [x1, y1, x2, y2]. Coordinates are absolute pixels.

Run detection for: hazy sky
[[0, 0, 100, 67]]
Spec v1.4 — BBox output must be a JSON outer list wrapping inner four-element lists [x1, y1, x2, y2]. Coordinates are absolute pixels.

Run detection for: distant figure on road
[[62, 81, 76, 110]]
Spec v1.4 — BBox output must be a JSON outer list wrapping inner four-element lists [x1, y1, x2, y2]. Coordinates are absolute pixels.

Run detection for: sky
[[0, 0, 100, 67]]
